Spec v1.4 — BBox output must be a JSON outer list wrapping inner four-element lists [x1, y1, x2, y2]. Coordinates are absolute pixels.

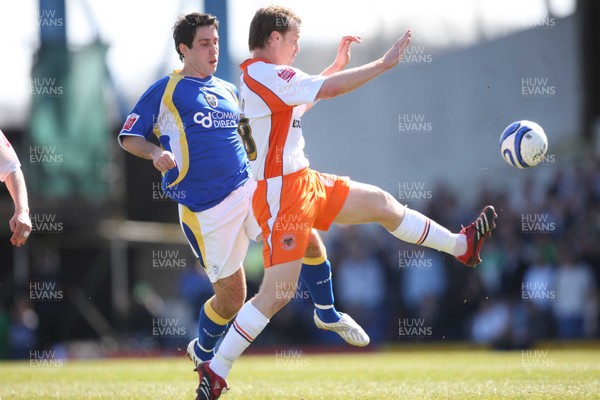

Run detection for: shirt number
[[237, 114, 257, 161]]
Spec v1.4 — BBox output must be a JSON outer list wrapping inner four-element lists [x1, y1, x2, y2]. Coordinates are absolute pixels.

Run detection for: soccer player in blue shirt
[[118, 13, 368, 373]]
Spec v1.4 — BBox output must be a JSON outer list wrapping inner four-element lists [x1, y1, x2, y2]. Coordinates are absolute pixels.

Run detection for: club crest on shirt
[[204, 93, 218, 108], [280, 233, 297, 251]]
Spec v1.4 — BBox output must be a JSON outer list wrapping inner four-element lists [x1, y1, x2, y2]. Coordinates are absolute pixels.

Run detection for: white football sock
[[210, 301, 269, 379], [390, 207, 467, 256]]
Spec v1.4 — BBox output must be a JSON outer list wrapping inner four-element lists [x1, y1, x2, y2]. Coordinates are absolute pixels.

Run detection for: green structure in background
[[29, 0, 108, 201], [30, 44, 109, 200]]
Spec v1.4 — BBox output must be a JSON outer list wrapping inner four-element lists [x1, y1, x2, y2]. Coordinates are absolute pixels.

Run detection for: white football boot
[[313, 311, 370, 347], [187, 338, 210, 368]]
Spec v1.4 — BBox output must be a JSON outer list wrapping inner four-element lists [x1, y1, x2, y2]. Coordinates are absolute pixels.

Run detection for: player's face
[[279, 26, 300, 65], [182, 25, 219, 78]]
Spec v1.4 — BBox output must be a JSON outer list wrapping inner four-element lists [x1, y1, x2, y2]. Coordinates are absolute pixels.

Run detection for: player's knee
[[374, 188, 402, 228], [383, 190, 399, 210], [305, 231, 324, 258], [255, 287, 293, 316], [307, 230, 322, 248], [270, 294, 293, 314], [371, 188, 394, 215]]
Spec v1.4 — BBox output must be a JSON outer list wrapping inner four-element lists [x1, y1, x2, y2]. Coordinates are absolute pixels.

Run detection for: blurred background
[[0, 0, 599, 360]]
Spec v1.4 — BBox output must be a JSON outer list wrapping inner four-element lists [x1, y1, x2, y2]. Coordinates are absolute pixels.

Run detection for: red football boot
[[456, 205, 497, 267]]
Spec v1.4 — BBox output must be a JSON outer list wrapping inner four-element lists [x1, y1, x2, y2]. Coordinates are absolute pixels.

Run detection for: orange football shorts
[[252, 167, 350, 267]]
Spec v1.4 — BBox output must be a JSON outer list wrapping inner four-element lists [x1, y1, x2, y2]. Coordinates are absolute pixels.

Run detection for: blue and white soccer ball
[[499, 120, 548, 168]]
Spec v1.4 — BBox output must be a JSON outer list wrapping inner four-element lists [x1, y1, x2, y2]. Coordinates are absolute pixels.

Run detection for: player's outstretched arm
[[5, 169, 31, 247], [320, 35, 362, 77], [121, 136, 176, 173], [316, 29, 411, 100], [303, 35, 362, 114]]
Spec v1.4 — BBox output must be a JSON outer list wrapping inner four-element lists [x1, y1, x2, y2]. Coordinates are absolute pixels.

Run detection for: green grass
[[1, 347, 599, 399]]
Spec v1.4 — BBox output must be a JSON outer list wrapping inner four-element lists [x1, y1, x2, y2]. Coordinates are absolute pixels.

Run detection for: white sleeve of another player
[[0, 131, 21, 182], [271, 65, 326, 106]]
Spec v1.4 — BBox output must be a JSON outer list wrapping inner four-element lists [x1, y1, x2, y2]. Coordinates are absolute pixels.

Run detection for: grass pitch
[[1, 346, 599, 399]]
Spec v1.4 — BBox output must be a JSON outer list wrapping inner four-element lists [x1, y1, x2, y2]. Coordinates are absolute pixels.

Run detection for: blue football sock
[[300, 258, 341, 323], [195, 297, 230, 361]]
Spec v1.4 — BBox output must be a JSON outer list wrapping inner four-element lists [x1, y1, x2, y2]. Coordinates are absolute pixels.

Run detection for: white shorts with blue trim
[[178, 178, 261, 283]]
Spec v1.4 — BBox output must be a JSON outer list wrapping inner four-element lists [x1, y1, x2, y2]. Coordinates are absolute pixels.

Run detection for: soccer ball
[[499, 120, 548, 168]]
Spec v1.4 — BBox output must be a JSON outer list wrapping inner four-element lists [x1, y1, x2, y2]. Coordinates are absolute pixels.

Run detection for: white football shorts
[[178, 178, 261, 283]]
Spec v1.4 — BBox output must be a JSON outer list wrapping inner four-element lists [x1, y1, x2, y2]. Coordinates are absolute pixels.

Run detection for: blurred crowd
[[320, 155, 600, 348], [2, 156, 599, 358], [242, 155, 600, 348]]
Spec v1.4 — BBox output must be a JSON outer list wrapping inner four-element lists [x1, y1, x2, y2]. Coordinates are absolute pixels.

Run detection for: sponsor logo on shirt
[[122, 113, 140, 131], [277, 68, 296, 83], [193, 111, 238, 129]]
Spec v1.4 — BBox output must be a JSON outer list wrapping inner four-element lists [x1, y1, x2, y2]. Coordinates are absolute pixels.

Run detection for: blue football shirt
[[119, 71, 250, 212]]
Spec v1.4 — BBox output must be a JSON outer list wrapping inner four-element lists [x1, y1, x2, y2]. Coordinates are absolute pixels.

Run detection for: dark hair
[[248, 6, 301, 51], [173, 13, 219, 62]]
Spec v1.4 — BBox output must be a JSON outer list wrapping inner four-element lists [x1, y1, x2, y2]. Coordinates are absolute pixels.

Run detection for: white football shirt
[[0, 130, 21, 182], [239, 59, 326, 180]]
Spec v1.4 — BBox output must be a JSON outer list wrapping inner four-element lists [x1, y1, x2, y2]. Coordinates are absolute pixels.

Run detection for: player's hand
[[9, 210, 32, 247], [333, 35, 362, 69], [151, 149, 176, 172], [381, 29, 412, 69]]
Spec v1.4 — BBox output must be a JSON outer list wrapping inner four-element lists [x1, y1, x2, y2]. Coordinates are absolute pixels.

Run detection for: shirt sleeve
[[271, 65, 326, 106], [0, 130, 21, 182], [118, 79, 166, 147]]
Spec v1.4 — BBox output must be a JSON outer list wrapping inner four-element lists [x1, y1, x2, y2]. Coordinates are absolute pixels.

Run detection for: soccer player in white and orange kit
[[195, 6, 498, 399], [0, 129, 31, 247]]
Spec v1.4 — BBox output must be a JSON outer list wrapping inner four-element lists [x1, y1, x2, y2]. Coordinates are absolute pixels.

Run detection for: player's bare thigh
[[334, 180, 405, 231]]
